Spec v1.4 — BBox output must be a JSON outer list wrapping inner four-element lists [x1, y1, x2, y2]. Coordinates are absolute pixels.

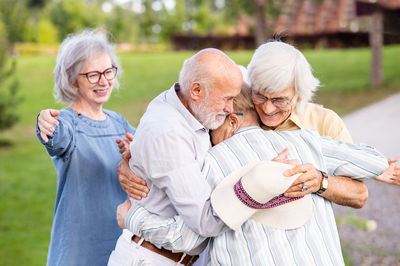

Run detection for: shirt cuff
[[124, 201, 149, 236]]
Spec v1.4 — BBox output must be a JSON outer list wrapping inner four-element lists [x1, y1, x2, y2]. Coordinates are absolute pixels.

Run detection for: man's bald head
[[179, 48, 242, 96], [177, 48, 243, 130]]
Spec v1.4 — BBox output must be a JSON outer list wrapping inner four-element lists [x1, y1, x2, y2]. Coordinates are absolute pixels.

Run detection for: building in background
[[172, 0, 400, 50]]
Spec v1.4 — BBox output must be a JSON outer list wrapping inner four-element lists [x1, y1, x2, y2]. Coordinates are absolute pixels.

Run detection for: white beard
[[190, 94, 227, 130]]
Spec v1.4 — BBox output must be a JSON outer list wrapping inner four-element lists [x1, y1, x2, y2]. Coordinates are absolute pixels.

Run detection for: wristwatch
[[316, 171, 328, 194]]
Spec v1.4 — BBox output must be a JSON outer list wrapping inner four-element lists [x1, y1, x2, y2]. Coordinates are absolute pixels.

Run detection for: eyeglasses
[[252, 92, 296, 109], [79, 66, 118, 84]]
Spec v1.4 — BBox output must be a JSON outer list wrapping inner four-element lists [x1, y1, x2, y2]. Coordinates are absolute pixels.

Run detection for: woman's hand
[[376, 158, 400, 186], [116, 132, 134, 157], [37, 109, 60, 143]]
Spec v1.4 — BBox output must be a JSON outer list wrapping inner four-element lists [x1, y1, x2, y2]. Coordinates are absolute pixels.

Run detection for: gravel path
[[333, 93, 400, 265]]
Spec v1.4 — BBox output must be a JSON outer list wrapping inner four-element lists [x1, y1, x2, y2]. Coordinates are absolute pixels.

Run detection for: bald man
[[108, 49, 242, 266]]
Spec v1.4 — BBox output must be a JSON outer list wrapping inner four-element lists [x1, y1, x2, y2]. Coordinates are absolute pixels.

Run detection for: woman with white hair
[[36, 30, 135, 266], [247, 40, 399, 186], [247, 40, 353, 142]]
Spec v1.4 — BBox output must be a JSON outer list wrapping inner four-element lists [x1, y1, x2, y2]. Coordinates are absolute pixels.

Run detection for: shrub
[[0, 21, 20, 132]]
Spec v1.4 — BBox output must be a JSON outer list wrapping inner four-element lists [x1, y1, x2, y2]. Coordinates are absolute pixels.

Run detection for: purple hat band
[[233, 177, 303, 209]]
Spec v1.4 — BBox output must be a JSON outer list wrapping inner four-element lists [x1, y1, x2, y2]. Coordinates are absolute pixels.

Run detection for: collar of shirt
[[235, 126, 262, 135], [281, 109, 304, 129], [261, 109, 303, 132], [165, 83, 208, 133]]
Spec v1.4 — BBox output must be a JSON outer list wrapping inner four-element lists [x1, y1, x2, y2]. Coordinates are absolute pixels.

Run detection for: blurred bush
[[15, 42, 58, 55], [0, 20, 20, 132]]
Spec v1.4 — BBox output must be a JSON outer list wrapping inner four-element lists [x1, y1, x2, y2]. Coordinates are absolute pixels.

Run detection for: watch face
[[322, 177, 328, 189]]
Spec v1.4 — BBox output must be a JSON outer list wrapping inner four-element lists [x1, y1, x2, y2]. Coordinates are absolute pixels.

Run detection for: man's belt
[[132, 235, 199, 265]]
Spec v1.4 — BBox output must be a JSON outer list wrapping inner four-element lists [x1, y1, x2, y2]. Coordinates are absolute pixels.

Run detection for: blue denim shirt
[[36, 107, 135, 266]]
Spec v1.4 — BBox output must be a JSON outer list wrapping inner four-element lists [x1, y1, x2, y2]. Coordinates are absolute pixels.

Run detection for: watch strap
[[316, 170, 328, 195]]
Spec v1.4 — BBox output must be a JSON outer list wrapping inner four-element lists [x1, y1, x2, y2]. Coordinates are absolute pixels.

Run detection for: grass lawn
[[0, 45, 399, 265]]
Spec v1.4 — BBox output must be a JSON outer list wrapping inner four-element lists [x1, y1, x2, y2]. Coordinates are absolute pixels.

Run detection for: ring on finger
[[301, 183, 308, 192]]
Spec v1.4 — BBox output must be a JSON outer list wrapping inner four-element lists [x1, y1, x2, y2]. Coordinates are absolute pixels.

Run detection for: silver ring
[[301, 183, 308, 192]]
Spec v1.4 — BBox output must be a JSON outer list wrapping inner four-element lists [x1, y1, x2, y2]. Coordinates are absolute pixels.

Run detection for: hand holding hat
[[211, 161, 313, 230]]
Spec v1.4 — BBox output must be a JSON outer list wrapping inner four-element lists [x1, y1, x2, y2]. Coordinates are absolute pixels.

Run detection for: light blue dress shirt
[[36, 107, 135, 266], [125, 126, 388, 265]]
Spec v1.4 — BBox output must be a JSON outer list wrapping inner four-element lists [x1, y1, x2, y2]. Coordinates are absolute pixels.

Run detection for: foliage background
[[0, 0, 290, 48]]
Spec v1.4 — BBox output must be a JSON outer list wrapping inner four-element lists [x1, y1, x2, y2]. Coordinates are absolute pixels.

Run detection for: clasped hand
[[273, 147, 323, 197], [116, 132, 149, 200]]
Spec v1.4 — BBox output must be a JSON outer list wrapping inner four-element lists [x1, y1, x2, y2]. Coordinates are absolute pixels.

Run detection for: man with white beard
[[108, 48, 243, 265]]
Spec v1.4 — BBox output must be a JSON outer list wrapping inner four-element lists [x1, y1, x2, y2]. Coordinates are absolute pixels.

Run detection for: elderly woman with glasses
[[247, 41, 399, 188], [247, 41, 352, 140], [36, 30, 135, 266]]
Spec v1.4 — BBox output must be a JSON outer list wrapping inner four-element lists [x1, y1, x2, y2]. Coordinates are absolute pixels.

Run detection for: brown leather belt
[[132, 235, 199, 265]]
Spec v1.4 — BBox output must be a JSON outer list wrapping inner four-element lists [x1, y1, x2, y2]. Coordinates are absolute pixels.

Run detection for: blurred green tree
[[139, 0, 159, 43], [222, 0, 284, 45], [27, 0, 49, 9], [0, 0, 29, 50], [0, 19, 20, 132], [105, 5, 130, 42], [37, 18, 59, 45], [48, 0, 105, 40], [191, 0, 222, 34], [158, 0, 187, 43]]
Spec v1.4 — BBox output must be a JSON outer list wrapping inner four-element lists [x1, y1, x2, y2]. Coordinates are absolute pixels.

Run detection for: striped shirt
[[125, 126, 388, 265]]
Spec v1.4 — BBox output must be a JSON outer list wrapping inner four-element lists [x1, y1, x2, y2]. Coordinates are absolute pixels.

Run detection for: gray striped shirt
[[125, 126, 388, 265]]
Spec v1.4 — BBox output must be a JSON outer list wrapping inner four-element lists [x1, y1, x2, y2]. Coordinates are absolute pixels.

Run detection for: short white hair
[[247, 41, 320, 112], [234, 65, 255, 114], [53, 29, 121, 104], [178, 57, 213, 97], [178, 48, 239, 97]]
